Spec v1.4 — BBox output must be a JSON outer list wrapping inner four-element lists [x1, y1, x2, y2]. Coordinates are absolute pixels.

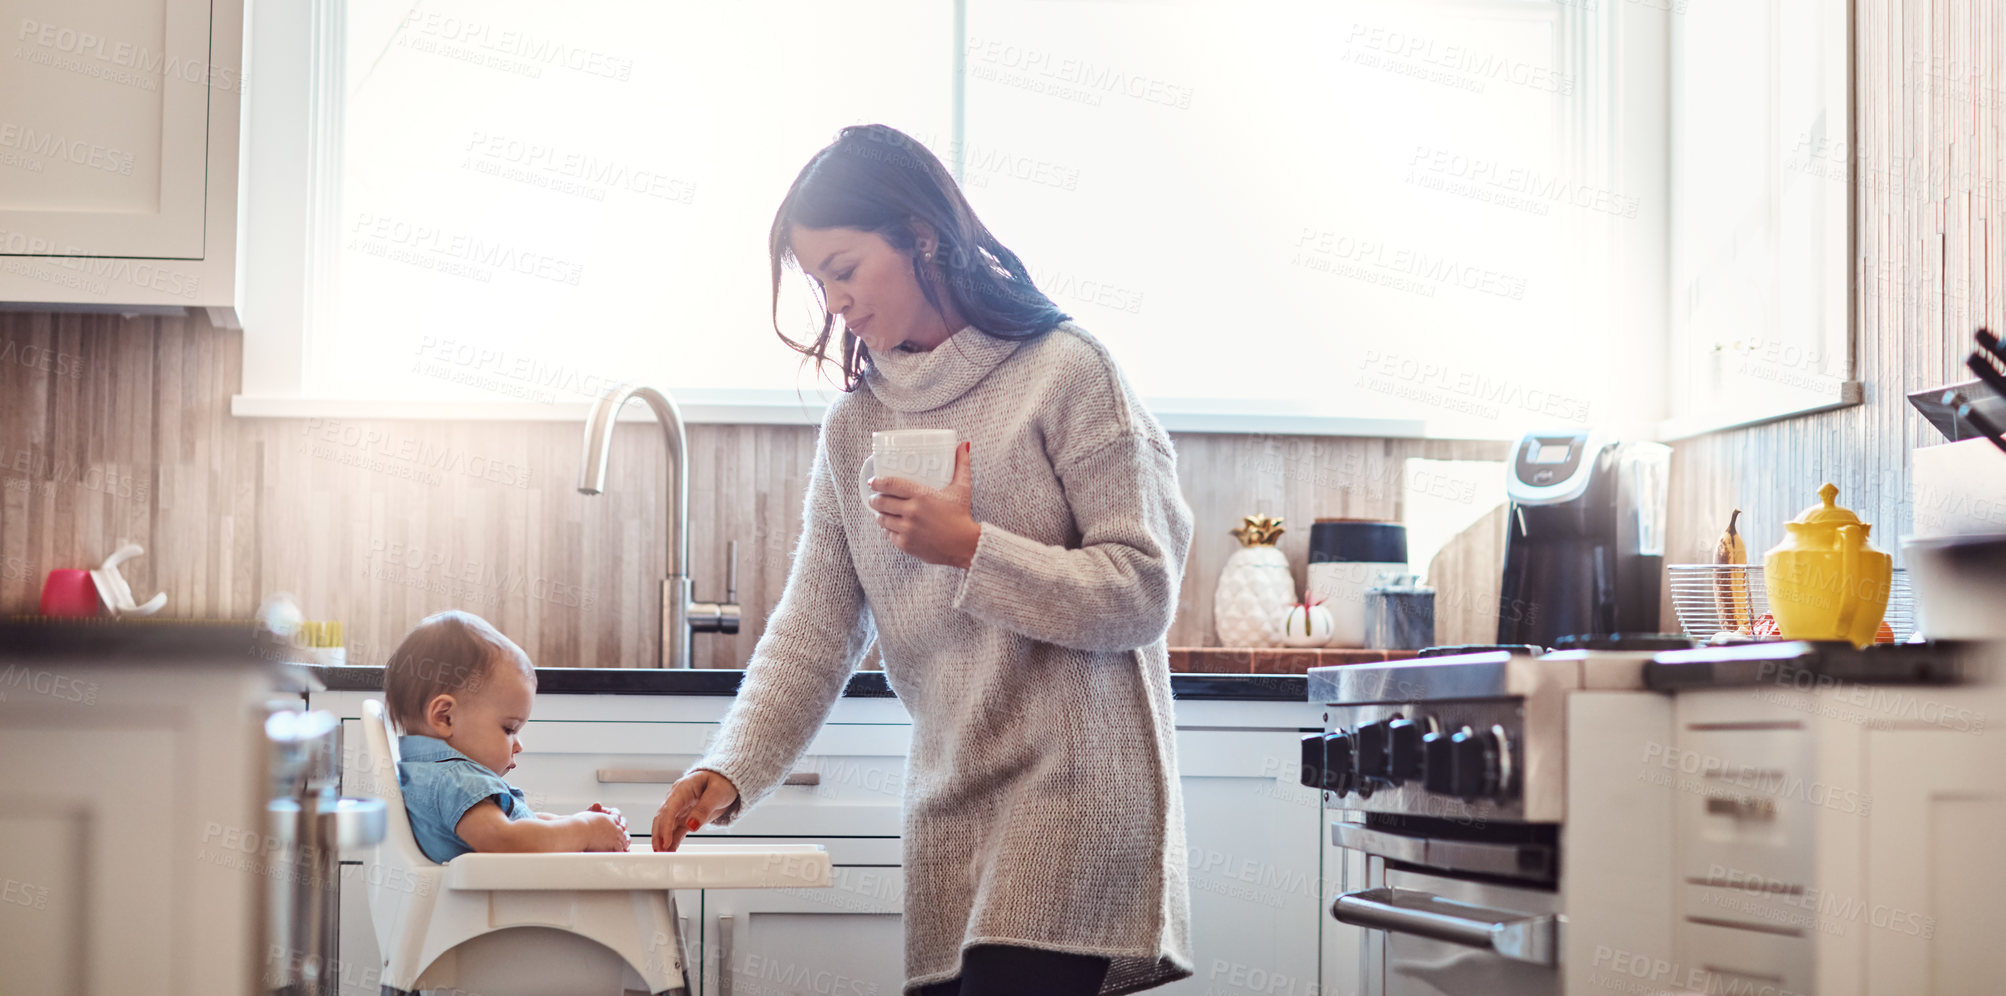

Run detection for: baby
[[384, 610, 630, 862]]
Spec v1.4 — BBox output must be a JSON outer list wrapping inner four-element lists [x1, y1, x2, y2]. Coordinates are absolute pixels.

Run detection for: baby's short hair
[[383, 610, 534, 731]]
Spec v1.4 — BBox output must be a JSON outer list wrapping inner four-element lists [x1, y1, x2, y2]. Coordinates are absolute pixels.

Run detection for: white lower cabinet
[[0, 661, 273, 996], [699, 866, 907, 996], [1860, 728, 2005, 995], [1163, 728, 1325, 996], [1668, 664, 2006, 996], [313, 688, 1323, 995]]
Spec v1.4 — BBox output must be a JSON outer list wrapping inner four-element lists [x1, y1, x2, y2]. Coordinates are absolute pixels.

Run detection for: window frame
[[230, 0, 1748, 443]]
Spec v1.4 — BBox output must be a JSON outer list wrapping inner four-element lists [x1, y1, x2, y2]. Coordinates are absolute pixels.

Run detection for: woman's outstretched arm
[[680, 431, 876, 826]]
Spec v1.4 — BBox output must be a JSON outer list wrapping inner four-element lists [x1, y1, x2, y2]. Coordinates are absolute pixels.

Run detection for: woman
[[652, 124, 1195, 996]]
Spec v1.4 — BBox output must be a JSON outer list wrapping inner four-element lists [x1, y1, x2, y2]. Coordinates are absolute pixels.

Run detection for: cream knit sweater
[[689, 322, 1196, 994]]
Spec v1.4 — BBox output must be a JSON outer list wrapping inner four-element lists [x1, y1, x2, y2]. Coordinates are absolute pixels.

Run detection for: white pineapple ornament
[[1214, 514, 1298, 648]]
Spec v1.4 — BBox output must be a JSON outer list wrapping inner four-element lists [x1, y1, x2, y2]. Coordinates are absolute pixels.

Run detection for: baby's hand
[[588, 802, 627, 834], [579, 811, 630, 852]]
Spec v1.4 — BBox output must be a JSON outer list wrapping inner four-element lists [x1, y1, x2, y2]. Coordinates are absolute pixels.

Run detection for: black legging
[[914, 944, 1111, 996]]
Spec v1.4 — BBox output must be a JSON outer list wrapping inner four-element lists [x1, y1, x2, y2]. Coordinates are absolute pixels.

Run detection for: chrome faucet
[[578, 384, 739, 668]]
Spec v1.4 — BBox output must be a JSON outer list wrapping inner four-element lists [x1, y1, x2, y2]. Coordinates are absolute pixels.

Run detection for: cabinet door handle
[[717, 914, 735, 996], [597, 767, 820, 786], [677, 913, 691, 980]]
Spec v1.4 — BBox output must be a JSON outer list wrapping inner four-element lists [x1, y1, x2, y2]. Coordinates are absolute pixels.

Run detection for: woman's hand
[[652, 769, 741, 852], [868, 441, 981, 568]]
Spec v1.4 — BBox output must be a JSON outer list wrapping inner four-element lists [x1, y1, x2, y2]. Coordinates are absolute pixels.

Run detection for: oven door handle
[[1332, 887, 1558, 966]]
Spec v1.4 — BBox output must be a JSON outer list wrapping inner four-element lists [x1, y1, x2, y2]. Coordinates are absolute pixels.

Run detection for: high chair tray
[[444, 843, 832, 891]]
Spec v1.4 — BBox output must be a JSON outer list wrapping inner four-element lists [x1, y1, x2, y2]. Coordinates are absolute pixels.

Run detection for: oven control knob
[[1421, 729, 1455, 795], [1298, 733, 1325, 790], [1448, 726, 1501, 799], [1354, 720, 1391, 780], [1322, 731, 1357, 796], [1387, 716, 1428, 784]]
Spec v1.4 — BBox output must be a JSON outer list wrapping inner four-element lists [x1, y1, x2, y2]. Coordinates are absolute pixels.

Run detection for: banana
[[1713, 509, 1750, 632]]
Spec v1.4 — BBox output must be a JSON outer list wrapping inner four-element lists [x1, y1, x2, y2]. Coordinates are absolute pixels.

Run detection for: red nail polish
[[687, 818, 700, 831]]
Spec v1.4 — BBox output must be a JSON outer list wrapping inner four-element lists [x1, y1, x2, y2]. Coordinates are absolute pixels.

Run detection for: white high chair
[[354, 699, 833, 996]]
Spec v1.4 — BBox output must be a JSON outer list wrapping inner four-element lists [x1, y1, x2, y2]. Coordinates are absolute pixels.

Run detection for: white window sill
[[230, 393, 1456, 438]]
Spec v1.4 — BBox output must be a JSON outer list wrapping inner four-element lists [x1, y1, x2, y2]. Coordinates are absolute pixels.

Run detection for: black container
[[1308, 520, 1408, 564]]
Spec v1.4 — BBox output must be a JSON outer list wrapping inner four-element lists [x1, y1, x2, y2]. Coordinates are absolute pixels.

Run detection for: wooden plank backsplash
[[5, 0, 1988, 665], [0, 311, 1505, 667]]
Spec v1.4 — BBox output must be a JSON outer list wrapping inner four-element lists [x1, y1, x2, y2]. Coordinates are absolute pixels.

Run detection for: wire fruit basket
[[1666, 564, 1916, 642]]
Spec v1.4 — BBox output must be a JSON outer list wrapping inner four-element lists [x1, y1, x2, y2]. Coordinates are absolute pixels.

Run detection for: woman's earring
[[922, 246, 935, 263]]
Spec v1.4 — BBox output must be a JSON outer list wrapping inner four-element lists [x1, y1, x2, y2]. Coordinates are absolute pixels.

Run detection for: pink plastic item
[[39, 569, 102, 617]]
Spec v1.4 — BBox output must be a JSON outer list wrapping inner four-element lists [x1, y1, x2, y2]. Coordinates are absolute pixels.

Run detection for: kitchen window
[[236, 0, 1669, 438]]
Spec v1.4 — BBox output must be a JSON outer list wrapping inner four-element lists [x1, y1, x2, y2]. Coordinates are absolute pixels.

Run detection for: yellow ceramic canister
[[1762, 483, 1893, 647]]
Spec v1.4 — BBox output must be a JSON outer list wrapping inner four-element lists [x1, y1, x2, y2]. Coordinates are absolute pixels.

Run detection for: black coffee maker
[[1497, 430, 1671, 646]]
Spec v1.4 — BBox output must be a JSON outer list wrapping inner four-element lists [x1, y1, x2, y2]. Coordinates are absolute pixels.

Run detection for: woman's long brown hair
[[769, 124, 1071, 391]]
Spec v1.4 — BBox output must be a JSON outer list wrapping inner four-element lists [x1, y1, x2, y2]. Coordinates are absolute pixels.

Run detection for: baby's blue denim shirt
[[398, 734, 532, 863]]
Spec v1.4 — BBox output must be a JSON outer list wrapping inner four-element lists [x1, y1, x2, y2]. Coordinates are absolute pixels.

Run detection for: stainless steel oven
[[1306, 644, 1675, 996], [1349, 866, 1560, 996], [1332, 817, 1562, 996]]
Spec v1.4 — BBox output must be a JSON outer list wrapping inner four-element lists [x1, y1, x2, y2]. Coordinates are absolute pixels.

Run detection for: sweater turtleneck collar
[[860, 326, 1022, 413]]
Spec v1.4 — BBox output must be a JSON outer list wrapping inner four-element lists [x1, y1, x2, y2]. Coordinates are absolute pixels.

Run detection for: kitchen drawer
[[341, 720, 913, 844], [1681, 880, 1832, 943], [335, 720, 725, 805], [1672, 723, 1820, 887], [1676, 688, 1816, 727], [501, 722, 911, 839], [504, 720, 910, 769], [1676, 911, 1815, 996], [518, 720, 725, 754]]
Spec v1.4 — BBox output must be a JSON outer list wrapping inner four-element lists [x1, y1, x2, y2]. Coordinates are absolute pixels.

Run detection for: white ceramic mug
[[860, 429, 958, 504]]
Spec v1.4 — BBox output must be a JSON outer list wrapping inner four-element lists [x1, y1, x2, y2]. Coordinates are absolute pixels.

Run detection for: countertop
[[1169, 647, 1396, 674], [294, 645, 1410, 701], [0, 617, 293, 665], [1643, 639, 1982, 690], [1, 617, 1374, 701], [299, 664, 1309, 701]]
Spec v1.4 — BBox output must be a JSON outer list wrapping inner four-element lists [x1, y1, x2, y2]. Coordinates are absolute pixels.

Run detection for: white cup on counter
[[861, 429, 958, 503], [1306, 519, 1410, 648]]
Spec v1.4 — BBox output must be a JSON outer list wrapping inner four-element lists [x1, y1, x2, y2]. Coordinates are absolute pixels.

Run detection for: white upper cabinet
[[0, 0, 243, 310]]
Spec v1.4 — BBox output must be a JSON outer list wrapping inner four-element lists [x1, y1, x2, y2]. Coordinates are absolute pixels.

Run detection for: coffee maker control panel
[[1507, 429, 1603, 504]]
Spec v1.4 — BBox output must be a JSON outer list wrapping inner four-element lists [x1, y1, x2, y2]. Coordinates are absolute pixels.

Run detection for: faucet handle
[[689, 540, 742, 636]]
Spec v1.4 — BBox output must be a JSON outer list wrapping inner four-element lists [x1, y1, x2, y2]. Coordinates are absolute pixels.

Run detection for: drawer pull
[[1705, 794, 1777, 820], [596, 767, 821, 786]]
